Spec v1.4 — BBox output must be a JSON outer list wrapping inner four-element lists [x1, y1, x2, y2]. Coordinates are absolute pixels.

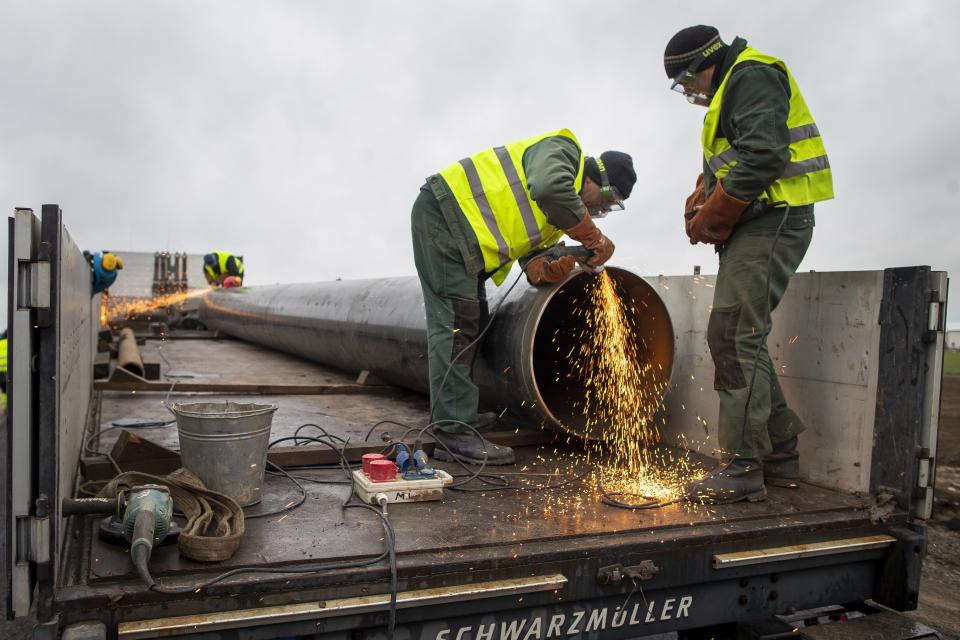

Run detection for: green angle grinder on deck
[[62, 484, 179, 587]]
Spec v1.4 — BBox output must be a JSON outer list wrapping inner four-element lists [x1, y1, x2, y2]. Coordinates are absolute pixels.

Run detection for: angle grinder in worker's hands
[[525, 243, 602, 286]]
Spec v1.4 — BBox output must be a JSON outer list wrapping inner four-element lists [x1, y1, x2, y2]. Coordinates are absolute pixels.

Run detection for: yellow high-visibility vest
[[204, 252, 244, 283], [439, 129, 585, 285], [1, 337, 7, 410], [702, 47, 834, 206]]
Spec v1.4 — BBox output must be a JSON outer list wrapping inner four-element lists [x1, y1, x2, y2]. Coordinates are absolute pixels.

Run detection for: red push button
[[362, 453, 386, 476], [369, 459, 398, 483]]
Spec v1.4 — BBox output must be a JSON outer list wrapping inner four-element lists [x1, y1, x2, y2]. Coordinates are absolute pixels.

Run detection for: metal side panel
[[37, 205, 95, 623], [658, 270, 885, 494], [870, 267, 945, 519], [5, 209, 45, 619]]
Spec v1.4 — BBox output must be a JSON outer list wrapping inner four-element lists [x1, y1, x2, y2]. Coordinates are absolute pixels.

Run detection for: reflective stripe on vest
[[439, 129, 585, 285], [702, 47, 834, 206]]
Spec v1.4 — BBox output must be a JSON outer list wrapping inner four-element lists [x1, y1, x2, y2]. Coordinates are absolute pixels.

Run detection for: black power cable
[[148, 429, 400, 639], [363, 418, 680, 508]]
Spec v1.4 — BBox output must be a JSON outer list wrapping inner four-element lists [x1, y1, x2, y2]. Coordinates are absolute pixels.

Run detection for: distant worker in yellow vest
[[203, 252, 244, 288], [665, 26, 834, 503], [1, 329, 8, 411], [413, 129, 636, 464]]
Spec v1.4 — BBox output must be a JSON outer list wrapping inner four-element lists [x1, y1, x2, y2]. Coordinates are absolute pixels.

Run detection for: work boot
[[472, 412, 502, 433], [683, 458, 766, 504], [763, 436, 800, 482], [432, 430, 515, 466]]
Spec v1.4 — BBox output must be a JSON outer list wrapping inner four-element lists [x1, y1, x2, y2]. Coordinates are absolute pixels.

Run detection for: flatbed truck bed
[[59, 338, 916, 639], [3, 207, 947, 639]]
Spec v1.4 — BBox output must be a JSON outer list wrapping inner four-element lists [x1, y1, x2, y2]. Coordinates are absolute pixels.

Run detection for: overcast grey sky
[[2, 1, 959, 327]]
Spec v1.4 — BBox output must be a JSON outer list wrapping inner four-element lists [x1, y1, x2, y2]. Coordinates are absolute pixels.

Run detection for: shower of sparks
[[566, 271, 705, 505], [101, 289, 206, 324]]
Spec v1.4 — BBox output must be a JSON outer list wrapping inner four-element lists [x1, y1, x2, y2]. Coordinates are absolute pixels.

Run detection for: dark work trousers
[[709, 207, 815, 459], [411, 189, 488, 433]]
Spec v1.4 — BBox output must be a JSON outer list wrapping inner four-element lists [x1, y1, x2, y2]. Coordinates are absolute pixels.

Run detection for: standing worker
[[413, 129, 636, 464], [664, 26, 833, 502], [203, 252, 244, 288]]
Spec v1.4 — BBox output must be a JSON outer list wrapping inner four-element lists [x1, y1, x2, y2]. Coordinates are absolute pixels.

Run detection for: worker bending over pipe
[[412, 129, 636, 464]]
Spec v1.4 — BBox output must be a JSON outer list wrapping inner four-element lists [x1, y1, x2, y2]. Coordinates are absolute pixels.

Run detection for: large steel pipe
[[199, 268, 674, 438]]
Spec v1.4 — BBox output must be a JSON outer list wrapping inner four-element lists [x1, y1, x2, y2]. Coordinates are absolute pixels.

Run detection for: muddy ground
[[906, 373, 960, 637]]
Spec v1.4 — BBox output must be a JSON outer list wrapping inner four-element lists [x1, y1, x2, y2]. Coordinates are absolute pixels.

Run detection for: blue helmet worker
[[89, 252, 124, 295]]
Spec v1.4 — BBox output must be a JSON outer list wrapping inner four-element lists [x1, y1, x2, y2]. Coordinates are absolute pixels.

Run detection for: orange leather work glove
[[525, 255, 577, 286], [684, 173, 706, 216], [686, 180, 750, 245], [565, 212, 614, 267]]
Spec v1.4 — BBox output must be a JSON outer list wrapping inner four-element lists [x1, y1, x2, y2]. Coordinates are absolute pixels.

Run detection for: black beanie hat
[[585, 151, 637, 200], [663, 25, 727, 79]]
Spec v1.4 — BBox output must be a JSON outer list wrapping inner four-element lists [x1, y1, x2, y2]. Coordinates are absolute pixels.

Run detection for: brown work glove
[[525, 255, 576, 286], [565, 212, 614, 267], [684, 173, 706, 215], [686, 180, 750, 245]]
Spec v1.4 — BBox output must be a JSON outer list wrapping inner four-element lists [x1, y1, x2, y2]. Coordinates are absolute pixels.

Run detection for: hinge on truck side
[[597, 560, 660, 585], [15, 494, 52, 565], [17, 259, 51, 310], [16, 515, 50, 564], [916, 448, 934, 490], [924, 291, 944, 344]]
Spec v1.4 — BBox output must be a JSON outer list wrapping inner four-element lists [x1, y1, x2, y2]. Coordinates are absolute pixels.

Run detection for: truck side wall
[[37, 206, 96, 620], [656, 270, 885, 494]]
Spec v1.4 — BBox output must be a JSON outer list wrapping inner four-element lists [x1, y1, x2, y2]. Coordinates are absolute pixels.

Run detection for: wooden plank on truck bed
[[93, 380, 398, 395], [79, 428, 558, 481]]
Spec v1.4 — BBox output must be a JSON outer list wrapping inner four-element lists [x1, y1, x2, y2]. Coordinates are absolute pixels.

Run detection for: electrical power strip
[[352, 469, 454, 504]]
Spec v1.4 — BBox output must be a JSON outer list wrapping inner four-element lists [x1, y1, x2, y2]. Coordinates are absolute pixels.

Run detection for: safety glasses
[[670, 57, 711, 106], [591, 158, 626, 218], [590, 186, 625, 218]]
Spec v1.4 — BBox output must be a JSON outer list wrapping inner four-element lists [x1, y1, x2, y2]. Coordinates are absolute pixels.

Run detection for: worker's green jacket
[[702, 37, 828, 218], [424, 135, 588, 282]]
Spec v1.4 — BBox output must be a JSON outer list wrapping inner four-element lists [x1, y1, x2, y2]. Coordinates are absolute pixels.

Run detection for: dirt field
[[906, 372, 960, 636]]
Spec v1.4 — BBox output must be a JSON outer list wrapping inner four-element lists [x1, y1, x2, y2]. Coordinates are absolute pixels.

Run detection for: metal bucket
[[172, 401, 278, 506]]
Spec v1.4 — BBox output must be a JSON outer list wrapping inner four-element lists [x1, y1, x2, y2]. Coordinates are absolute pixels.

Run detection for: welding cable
[[364, 419, 680, 506], [151, 433, 400, 640], [450, 466, 597, 493], [148, 544, 393, 594], [242, 460, 307, 520], [291, 421, 342, 445], [268, 431, 400, 637], [327, 434, 398, 639], [414, 420, 496, 489], [363, 419, 429, 443], [598, 487, 680, 510], [366, 418, 591, 493], [148, 437, 397, 594]]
